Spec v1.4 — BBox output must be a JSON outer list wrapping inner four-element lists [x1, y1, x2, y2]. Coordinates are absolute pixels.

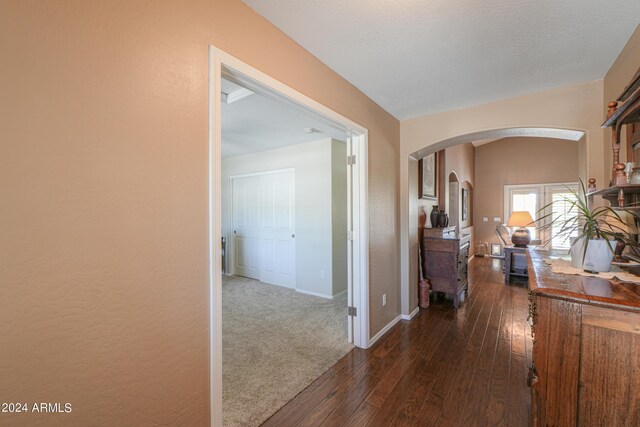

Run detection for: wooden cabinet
[[421, 230, 470, 308], [602, 66, 640, 191], [527, 250, 640, 426]]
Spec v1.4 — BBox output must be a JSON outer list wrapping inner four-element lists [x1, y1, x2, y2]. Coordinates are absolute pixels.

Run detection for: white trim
[[295, 288, 334, 300], [368, 315, 402, 347], [209, 46, 370, 427], [401, 306, 420, 321], [208, 46, 223, 427], [353, 133, 370, 349], [228, 168, 296, 180], [332, 289, 347, 299]]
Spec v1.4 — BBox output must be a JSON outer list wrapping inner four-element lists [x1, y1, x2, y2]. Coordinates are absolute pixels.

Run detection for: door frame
[[209, 46, 370, 426], [228, 168, 296, 288]]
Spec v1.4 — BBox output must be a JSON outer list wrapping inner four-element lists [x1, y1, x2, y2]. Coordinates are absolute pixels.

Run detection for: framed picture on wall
[[461, 188, 469, 221], [419, 153, 437, 199]]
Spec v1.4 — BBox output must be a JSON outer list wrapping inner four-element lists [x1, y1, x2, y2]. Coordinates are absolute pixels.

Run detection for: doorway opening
[[405, 128, 587, 316], [209, 46, 370, 427]]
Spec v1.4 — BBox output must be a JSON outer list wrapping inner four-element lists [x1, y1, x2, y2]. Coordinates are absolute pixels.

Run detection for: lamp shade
[[507, 211, 534, 227]]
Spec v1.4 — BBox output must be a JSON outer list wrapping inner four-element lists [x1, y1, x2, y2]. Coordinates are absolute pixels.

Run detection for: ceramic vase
[[438, 210, 448, 228], [430, 205, 440, 228]]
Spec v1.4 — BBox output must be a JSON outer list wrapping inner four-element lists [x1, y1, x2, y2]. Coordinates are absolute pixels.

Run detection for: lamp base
[[511, 228, 531, 248]]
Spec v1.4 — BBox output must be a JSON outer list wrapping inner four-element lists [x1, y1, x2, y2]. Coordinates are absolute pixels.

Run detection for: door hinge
[[347, 155, 356, 166], [348, 230, 356, 241], [348, 306, 357, 317]]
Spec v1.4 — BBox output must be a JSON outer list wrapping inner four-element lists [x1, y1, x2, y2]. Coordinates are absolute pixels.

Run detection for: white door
[[232, 176, 261, 280], [232, 170, 296, 288], [259, 171, 296, 288]]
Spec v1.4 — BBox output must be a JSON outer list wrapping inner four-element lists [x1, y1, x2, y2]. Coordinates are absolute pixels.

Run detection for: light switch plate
[[493, 217, 501, 222], [483, 217, 489, 222]]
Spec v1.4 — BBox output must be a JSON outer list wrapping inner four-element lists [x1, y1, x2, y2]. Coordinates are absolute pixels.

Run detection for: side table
[[504, 245, 528, 284]]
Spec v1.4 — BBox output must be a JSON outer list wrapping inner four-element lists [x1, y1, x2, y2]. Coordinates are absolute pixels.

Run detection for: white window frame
[[504, 182, 579, 250]]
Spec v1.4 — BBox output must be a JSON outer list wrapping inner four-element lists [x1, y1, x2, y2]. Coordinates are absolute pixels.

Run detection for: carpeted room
[[220, 76, 355, 426], [222, 276, 352, 426]]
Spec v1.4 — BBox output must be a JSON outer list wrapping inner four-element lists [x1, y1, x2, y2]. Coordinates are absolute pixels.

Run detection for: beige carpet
[[222, 275, 354, 427]]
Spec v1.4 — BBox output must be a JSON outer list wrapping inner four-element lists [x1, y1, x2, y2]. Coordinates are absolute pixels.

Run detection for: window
[[547, 186, 579, 250], [509, 188, 539, 239], [504, 182, 579, 250]]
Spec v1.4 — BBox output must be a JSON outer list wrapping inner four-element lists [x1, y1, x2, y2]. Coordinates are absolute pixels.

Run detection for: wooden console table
[[527, 250, 640, 426], [421, 229, 471, 308]]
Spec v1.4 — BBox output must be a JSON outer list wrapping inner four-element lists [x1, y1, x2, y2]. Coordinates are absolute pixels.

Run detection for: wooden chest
[[527, 250, 640, 426], [421, 232, 470, 308]]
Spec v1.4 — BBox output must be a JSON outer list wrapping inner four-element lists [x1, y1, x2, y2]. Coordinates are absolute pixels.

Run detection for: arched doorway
[[403, 127, 586, 316]]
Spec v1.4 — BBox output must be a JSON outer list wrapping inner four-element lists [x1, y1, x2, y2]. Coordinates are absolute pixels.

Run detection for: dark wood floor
[[261, 256, 532, 427]]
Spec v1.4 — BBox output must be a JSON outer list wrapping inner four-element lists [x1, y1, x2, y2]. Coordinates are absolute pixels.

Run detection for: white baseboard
[[401, 306, 420, 320], [295, 288, 333, 300], [332, 289, 347, 299], [368, 314, 402, 347]]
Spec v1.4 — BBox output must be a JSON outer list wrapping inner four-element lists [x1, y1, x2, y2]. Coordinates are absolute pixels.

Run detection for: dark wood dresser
[[527, 250, 640, 426], [421, 227, 471, 308]]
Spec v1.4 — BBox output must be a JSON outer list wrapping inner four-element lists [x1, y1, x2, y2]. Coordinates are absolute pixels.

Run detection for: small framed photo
[[419, 153, 438, 199], [491, 243, 504, 258]]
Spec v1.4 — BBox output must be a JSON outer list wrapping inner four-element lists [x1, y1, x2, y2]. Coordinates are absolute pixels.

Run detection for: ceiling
[[242, 0, 640, 120], [221, 78, 347, 158]]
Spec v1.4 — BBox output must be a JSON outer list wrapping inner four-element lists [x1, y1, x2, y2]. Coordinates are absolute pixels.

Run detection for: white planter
[[570, 238, 616, 272]]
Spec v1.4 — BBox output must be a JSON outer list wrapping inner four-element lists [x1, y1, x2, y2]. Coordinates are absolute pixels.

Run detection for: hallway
[[262, 256, 532, 426]]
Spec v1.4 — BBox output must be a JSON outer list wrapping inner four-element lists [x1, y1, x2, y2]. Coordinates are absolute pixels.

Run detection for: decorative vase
[[511, 228, 531, 247], [570, 237, 616, 272], [430, 205, 440, 228], [438, 210, 448, 228], [418, 206, 427, 229]]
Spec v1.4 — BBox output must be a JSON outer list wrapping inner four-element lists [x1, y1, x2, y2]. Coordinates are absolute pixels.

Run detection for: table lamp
[[507, 211, 534, 247]]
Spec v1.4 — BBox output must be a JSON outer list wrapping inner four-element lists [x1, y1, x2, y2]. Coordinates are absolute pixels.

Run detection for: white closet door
[[232, 176, 261, 280], [259, 171, 296, 288]]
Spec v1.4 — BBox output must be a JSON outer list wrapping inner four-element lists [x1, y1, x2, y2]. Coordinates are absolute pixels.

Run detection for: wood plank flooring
[[261, 256, 532, 427]]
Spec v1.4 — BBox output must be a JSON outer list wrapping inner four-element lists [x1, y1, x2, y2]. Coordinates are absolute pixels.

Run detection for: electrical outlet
[[483, 217, 489, 222], [320, 270, 325, 279], [493, 217, 501, 222], [382, 293, 387, 306]]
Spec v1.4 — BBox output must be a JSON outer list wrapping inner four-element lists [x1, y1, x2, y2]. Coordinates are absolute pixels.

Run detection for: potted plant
[[535, 181, 639, 273]]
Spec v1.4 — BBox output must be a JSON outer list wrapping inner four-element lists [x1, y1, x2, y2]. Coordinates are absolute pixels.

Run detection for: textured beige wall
[[417, 144, 475, 233], [474, 137, 580, 245], [603, 24, 640, 175], [444, 143, 475, 234], [399, 80, 604, 316], [410, 143, 474, 312], [332, 140, 348, 295], [408, 158, 420, 311], [0, 1, 399, 425]]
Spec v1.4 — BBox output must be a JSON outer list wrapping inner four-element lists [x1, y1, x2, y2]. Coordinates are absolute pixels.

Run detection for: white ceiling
[[221, 78, 347, 158], [242, 0, 640, 120]]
